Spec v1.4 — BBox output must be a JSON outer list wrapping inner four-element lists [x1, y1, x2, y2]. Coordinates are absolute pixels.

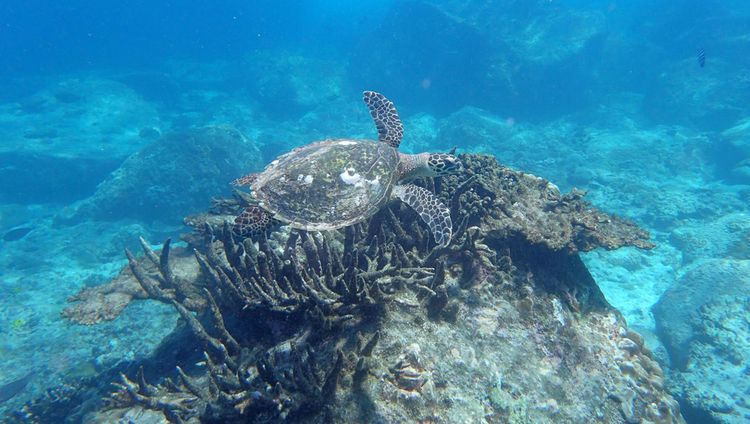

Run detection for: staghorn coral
[[62, 241, 202, 325], [100, 213, 435, 422], [43, 154, 681, 424]]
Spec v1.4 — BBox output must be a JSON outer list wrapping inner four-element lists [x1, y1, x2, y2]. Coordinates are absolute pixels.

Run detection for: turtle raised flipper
[[233, 206, 279, 237], [363, 91, 404, 148], [392, 184, 452, 246]]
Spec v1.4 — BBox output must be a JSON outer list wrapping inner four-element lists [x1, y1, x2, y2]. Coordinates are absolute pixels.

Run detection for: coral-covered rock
[[44, 154, 681, 423], [458, 155, 654, 252], [667, 295, 750, 424], [653, 257, 750, 424], [653, 259, 750, 369], [670, 295, 750, 423], [61, 126, 261, 223]]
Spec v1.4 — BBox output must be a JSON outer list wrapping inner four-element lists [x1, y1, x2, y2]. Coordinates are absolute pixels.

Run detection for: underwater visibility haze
[[1, 1, 749, 423]]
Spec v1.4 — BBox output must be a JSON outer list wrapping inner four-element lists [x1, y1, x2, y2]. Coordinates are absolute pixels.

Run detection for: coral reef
[[47, 154, 682, 423]]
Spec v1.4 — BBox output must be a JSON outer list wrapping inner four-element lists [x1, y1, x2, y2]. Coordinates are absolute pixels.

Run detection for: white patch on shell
[[340, 168, 361, 185], [271, 159, 280, 165], [340, 167, 380, 188], [338, 140, 357, 146], [296, 174, 314, 185]]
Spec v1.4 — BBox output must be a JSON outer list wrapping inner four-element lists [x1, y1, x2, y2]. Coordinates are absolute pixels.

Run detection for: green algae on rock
[[51, 153, 682, 423]]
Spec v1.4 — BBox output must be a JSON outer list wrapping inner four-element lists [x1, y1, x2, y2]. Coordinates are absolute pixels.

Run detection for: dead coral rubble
[[54, 154, 679, 423]]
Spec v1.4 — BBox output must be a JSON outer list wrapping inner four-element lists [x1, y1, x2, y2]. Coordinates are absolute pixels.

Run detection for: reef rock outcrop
[[654, 258, 750, 423], [61, 126, 261, 223], [43, 154, 683, 423], [654, 210, 750, 423]]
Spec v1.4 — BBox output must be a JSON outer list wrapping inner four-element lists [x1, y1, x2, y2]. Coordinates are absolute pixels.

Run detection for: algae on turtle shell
[[46, 153, 683, 424]]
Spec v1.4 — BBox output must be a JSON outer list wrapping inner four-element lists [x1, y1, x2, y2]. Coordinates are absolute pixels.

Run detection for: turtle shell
[[252, 139, 400, 230]]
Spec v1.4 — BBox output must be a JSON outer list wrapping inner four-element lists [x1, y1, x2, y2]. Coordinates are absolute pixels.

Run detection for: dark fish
[[0, 372, 34, 403], [2, 226, 33, 242], [697, 48, 706, 67]]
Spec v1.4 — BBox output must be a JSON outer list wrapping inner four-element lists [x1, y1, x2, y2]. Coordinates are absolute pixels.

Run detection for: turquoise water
[[1, 1, 748, 422]]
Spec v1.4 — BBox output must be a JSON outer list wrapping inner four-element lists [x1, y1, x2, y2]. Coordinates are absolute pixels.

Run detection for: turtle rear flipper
[[363, 91, 404, 149], [233, 206, 279, 237], [392, 184, 452, 246], [231, 173, 258, 187]]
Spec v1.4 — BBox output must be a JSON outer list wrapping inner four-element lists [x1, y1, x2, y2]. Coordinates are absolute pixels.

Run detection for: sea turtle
[[232, 91, 462, 246]]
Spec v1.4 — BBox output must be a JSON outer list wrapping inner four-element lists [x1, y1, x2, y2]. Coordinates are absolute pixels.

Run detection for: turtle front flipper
[[233, 206, 280, 238], [363, 91, 404, 149], [392, 184, 452, 247]]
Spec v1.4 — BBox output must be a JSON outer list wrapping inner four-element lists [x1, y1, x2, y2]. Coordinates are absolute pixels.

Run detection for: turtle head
[[427, 153, 463, 176]]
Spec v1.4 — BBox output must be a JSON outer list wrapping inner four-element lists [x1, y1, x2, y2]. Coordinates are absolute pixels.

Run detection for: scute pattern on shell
[[252, 139, 400, 230]]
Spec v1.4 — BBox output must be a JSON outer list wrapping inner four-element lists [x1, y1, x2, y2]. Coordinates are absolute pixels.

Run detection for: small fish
[[0, 372, 34, 403], [697, 48, 706, 67], [2, 226, 33, 242]]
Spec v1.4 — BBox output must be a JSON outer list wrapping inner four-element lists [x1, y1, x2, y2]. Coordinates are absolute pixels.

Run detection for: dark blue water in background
[[1, 0, 747, 120], [0, 1, 390, 91], [1, 1, 749, 422]]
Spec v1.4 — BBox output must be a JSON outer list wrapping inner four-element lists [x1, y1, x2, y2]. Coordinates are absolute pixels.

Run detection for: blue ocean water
[[0, 1, 749, 422]]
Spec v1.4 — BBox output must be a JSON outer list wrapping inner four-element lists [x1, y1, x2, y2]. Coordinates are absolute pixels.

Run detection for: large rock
[[655, 209, 750, 423], [62, 126, 260, 223], [669, 295, 750, 424], [238, 51, 348, 121], [0, 77, 164, 204], [0, 77, 161, 159], [653, 259, 750, 369]]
